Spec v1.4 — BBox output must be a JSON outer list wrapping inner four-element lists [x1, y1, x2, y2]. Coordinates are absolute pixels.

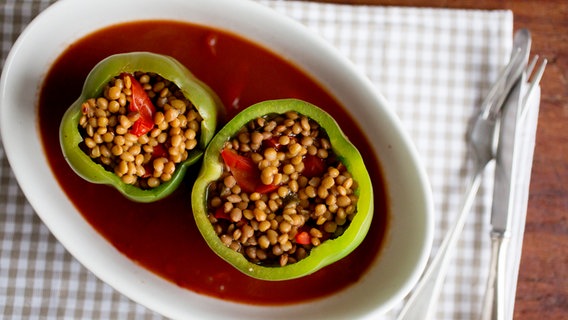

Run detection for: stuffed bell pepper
[[192, 99, 373, 280], [60, 52, 223, 202]]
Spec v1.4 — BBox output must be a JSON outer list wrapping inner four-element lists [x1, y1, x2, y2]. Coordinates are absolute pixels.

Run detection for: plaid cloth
[[1, 0, 531, 319]]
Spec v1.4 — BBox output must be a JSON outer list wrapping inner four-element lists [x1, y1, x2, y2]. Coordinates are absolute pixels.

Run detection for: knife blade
[[491, 29, 531, 235], [480, 29, 531, 320]]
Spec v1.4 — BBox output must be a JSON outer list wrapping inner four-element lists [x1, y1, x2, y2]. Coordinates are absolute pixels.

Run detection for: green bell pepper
[[192, 99, 373, 280], [60, 52, 223, 202]]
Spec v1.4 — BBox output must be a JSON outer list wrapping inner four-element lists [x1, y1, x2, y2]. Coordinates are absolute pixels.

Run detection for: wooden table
[[311, 1, 567, 319]]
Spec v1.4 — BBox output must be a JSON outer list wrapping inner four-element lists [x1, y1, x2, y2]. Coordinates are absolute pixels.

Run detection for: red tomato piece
[[255, 183, 280, 194], [295, 231, 311, 245], [214, 207, 231, 220], [221, 149, 262, 193], [262, 137, 281, 150], [302, 154, 326, 178], [152, 143, 168, 158], [125, 73, 156, 136], [221, 148, 279, 193]]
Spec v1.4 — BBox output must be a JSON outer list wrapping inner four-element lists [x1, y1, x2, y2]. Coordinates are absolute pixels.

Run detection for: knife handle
[[480, 232, 509, 320]]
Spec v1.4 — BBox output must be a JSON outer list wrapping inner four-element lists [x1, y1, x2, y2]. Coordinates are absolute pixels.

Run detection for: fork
[[397, 49, 547, 320], [395, 32, 537, 319], [479, 54, 547, 320]]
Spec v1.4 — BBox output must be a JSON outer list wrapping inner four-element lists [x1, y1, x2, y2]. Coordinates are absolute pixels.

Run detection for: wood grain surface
[[305, 1, 568, 319]]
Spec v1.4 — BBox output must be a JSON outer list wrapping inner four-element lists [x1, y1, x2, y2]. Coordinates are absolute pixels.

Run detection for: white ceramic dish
[[0, 0, 434, 318]]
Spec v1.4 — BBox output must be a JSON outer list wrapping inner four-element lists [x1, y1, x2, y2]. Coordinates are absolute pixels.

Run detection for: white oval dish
[[0, 0, 434, 318]]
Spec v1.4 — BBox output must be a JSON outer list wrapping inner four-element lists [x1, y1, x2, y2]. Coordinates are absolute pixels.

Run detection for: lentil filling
[[78, 72, 203, 189], [207, 111, 358, 267]]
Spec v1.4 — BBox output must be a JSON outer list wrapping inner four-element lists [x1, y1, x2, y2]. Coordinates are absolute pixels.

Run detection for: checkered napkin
[[1, 0, 536, 319]]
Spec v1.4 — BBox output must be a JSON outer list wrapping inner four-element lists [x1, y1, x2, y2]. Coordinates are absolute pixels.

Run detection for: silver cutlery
[[396, 30, 531, 320], [480, 38, 548, 319]]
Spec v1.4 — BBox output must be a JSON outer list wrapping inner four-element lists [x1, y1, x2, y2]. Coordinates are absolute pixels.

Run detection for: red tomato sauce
[[38, 20, 388, 305]]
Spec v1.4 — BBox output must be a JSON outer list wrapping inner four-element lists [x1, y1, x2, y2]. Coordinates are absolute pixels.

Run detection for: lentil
[[207, 111, 358, 267], [79, 72, 203, 189]]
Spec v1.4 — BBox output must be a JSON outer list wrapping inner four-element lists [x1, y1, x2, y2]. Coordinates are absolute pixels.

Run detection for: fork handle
[[480, 232, 509, 320], [396, 168, 485, 320]]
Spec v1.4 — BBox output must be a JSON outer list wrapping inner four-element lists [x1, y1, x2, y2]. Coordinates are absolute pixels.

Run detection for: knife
[[480, 29, 531, 320]]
